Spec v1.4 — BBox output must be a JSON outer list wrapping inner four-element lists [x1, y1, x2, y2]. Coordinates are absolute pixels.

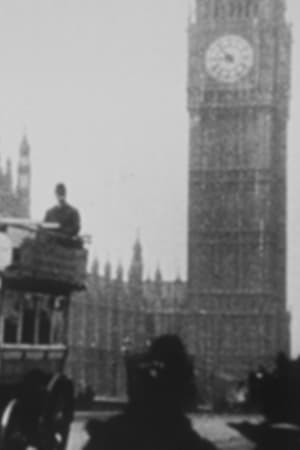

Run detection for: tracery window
[[51, 296, 66, 344], [3, 292, 20, 343], [22, 294, 36, 344], [2, 291, 67, 345], [38, 295, 52, 344]]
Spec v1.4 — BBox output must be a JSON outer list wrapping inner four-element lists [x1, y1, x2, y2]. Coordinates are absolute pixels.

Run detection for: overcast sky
[[0, 0, 299, 355]]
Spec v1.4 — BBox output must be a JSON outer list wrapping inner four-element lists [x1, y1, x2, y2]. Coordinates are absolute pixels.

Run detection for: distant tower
[[187, 0, 291, 395], [17, 135, 31, 217]]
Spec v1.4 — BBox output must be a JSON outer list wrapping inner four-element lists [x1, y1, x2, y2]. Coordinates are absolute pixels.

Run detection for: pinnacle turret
[[128, 238, 144, 300], [128, 238, 143, 285], [116, 263, 124, 283], [20, 135, 30, 157], [104, 261, 112, 283], [154, 266, 163, 285], [91, 257, 100, 277]]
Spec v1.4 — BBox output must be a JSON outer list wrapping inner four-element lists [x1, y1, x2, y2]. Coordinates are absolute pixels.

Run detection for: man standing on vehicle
[[44, 183, 81, 238]]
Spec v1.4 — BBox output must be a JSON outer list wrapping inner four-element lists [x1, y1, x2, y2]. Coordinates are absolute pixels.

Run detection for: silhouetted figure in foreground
[[44, 183, 81, 237], [230, 353, 300, 450], [248, 353, 300, 425], [229, 421, 300, 450], [84, 335, 217, 450]]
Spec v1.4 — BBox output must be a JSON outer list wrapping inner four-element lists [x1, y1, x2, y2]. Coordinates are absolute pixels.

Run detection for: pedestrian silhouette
[[84, 335, 217, 450]]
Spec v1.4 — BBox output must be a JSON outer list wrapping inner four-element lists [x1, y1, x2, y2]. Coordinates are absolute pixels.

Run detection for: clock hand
[[219, 44, 235, 63]]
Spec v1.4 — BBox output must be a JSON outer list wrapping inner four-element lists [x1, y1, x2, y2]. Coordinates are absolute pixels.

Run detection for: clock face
[[205, 35, 254, 84]]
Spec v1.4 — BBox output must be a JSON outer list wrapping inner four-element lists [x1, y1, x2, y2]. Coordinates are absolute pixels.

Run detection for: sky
[[0, 0, 299, 354]]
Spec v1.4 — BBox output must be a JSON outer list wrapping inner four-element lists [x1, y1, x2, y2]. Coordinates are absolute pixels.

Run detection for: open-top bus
[[0, 219, 88, 450]]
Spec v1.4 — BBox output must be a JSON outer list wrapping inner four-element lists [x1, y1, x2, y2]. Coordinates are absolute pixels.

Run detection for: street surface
[[67, 412, 258, 450]]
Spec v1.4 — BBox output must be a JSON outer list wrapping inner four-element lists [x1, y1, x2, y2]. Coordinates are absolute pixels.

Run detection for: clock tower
[[188, 0, 291, 398]]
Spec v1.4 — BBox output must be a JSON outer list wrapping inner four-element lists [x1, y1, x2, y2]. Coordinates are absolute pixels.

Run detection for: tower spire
[[104, 260, 112, 282], [154, 266, 163, 285], [128, 237, 143, 295], [116, 262, 124, 283]]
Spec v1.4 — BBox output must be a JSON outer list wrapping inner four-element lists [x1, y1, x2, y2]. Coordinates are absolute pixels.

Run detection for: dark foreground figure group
[[248, 353, 300, 426], [83, 335, 300, 450], [84, 335, 217, 450]]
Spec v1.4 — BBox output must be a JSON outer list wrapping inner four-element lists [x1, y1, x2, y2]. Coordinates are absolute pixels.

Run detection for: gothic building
[[67, 240, 187, 398], [0, 135, 31, 218], [187, 0, 291, 397]]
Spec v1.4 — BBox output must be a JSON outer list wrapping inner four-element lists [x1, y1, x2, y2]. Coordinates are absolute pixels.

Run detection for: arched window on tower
[[214, 2, 219, 18], [215, 0, 226, 19], [229, 0, 236, 18], [253, 0, 259, 17], [227, 0, 259, 19], [238, 0, 245, 18], [246, 0, 251, 17], [227, 0, 243, 18]]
